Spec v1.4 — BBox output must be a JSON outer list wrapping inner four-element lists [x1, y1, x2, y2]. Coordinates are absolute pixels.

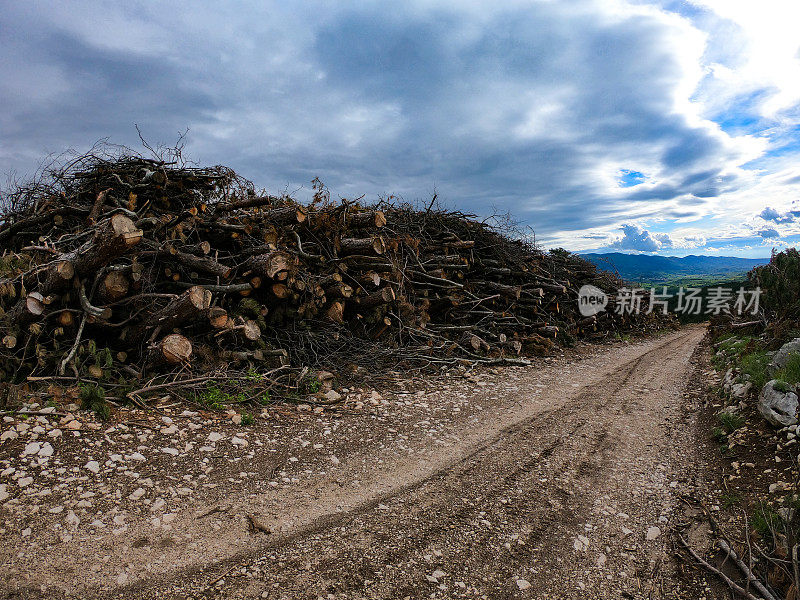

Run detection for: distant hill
[[582, 252, 769, 284]]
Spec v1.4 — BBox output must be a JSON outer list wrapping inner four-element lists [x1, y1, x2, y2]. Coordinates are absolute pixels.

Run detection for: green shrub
[[240, 413, 255, 426], [776, 353, 800, 386], [717, 412, 745, 434], [711, 427, 727, 443], [740, 351, 770, 390], [773, 379, 793, 393], [721, 493, 741, 509], [197, 384, 228, 410], [79, 384, 110, 421], [751, 503, 783, 539]]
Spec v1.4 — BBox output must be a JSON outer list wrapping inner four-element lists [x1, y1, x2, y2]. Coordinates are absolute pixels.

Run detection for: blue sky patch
[[618, 170, 646, 188]]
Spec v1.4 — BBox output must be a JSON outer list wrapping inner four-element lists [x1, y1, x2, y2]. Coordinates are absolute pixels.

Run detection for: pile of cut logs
[[0, 155, 673, 389]]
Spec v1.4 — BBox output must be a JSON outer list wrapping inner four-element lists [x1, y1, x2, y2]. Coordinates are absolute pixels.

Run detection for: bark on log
[[262, 205, 308, 225], [461, 333, 490, 352], [324, 283, 353, 299], [157, 246, 232, 279], [356, 287, 395, 309], [130, 285, 212, 344], [482, 282, 522, 300], [338, 237, 386, 256], [248, 251, 292, 279], [348, 210, 386, 229]]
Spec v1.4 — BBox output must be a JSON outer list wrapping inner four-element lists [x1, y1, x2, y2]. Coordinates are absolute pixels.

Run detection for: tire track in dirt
[[105, 327, 705, 600]]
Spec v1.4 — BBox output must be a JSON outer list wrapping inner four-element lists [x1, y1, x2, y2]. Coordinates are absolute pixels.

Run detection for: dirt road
[[2, 326, 708, 599]]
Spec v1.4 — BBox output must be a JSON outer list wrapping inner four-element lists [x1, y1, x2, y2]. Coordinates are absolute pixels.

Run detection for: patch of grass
[[711, 427, 727, 444], [240, 413, 255, 426], [751, 503, 784, 539], [614, 332, 632, 342], [721, 493, 741, 509], [739, 350, 771, 390], [258, 391, 272, 406], [773, 379, 793, 393], [79, 384, 110, 421], [301, 375, 322, 394], [776, 353, 800, 386], [197, 384, 229, 411], [717, 412, 745, 434], [246, 368, 265, 382]]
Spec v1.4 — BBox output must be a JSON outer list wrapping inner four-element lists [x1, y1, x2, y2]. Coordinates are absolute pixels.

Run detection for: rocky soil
[[1, 326, 713, 599]]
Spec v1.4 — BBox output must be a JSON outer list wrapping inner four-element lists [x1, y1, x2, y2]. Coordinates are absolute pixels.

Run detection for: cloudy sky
[[2, 1, 799, 257]]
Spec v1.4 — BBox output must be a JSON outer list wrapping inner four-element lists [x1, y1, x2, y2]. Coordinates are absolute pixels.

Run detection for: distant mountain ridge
[[582, 252, 769, 283]]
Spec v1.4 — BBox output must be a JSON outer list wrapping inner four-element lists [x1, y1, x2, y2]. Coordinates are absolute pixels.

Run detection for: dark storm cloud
[[0, 1, 763, 246]]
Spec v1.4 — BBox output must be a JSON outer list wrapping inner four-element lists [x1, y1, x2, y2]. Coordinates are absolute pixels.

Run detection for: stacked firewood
[[0, 155, 673, 387]]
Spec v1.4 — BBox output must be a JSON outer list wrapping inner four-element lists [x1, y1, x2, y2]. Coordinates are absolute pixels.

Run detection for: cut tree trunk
[[356, 287, 395, 309], [100, 271, 130, 303], [151, 334, 193, 366], [338, 237, 386, 256], [325, 301, 345, 324], [248, 251, 293, 279], [129, 285, 212, 344], [348, 210, 386, 229]]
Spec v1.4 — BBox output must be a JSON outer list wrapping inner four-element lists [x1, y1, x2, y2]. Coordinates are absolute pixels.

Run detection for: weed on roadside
[[717, 412, 745, 434], [739, 351, 770, 390], [79, 384, 110, 421], [776, 354, 800, 386]]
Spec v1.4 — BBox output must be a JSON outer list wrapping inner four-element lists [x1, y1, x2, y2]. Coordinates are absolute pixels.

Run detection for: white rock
[[65, 510, 80, 528], [516, 579, 531, 590], [21, 528, 31, 537], [759, 380, 799, 427], [573, 534, 589, 551], [231, 437, 248, 447], [324, 390, 342, 402], [161, 447, 179, 456], [771, 338, 800, 371], [38, 443, 54, 457], [1, 430, 19, 442], [129, 487, 146, 500], [127, 452, 146, 462], [85, 460, 100, 474], [646, 526, 661, 541], [432, 569, 446, 579], [160, 425, 178, 435], [207, 432, 224, 443], [330, 455, 340, 465], [18, 476, 34, 487], [48, 429, 62, 438], [23, 442, 41, 456]]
